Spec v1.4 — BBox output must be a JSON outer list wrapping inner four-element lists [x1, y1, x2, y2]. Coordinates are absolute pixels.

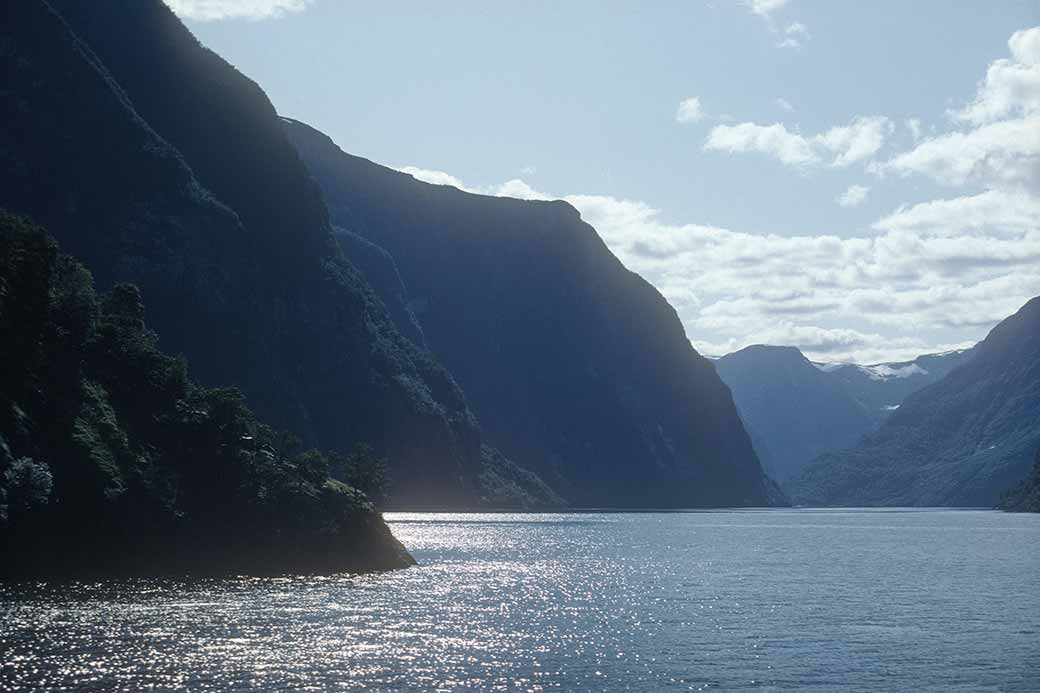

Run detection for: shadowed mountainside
[[999, 449, 1040, 512], [3, 0, 484, 506], [789, 297, 1040, 507], [285, 119, 779, 508]]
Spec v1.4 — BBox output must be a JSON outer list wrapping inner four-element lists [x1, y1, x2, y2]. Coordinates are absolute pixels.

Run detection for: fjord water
[[1, 510, 1037, 691]]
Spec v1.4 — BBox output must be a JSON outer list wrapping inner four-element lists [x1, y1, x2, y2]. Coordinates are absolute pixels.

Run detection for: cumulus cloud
[[397, 165, 1039, 363], [705, 122, 817, 166], [836, 184, 869, 207], [164, 0, 312, 21], [676, 97, 705, 124], [704, 116, 892, 168], [879, 27, 1040, 191], [952, 27, 1040, 125], [879, 115, 1040, 188]]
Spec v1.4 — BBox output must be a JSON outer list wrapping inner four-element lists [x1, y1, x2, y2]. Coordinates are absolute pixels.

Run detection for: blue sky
[[170, 0, 1040, 363]]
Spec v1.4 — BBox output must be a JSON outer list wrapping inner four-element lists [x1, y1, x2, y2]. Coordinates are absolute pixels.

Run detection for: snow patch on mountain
[[858, 363, 929, 381]]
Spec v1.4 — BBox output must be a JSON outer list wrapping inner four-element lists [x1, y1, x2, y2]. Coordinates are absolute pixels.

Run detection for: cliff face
[[2, 0, 483, 506], [790, 297, 1040, 507], [286, 120, 775, 508]]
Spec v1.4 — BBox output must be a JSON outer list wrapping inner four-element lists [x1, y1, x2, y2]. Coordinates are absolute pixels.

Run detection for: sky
[[168, 0, 1040, 363]]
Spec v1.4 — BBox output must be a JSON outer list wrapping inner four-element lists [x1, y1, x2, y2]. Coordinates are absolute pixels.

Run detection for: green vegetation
[[0, 214, 412, 576], [478, 445, 566, 509], [999, 449, 1040, 512], [790, 297, 1040, 507]]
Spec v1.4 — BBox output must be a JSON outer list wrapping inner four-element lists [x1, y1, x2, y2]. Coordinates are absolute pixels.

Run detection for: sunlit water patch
[[1, 509, 1038, 690]]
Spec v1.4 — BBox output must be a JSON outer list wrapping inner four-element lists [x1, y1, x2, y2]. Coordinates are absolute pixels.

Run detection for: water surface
[[1, 509, 1037, 690]]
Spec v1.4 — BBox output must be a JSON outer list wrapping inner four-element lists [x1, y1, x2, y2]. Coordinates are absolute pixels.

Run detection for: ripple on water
[[1, 509, 1038, 691]]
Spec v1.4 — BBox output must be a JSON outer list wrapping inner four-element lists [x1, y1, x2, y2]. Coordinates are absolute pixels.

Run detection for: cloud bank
[[165, 0, 312, 21]]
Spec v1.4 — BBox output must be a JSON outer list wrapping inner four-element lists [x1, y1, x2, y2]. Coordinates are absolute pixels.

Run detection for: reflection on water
[[1, 509, 1038, 691]]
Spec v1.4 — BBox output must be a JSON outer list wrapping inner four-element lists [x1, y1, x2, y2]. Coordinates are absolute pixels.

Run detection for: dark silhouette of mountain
[[999, 448, 1040, 512], [714, 346, 875, 480], [0, 214, 413, 577], [789, 297, 1040, 507], [2, 0, 484, 506], [713, 346, 975, 480], [285, 119, 777, 508]]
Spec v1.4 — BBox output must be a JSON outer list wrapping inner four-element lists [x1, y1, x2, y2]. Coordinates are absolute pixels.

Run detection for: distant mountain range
[[789, 297, 1040, 507], [713, 346, 973, 480]]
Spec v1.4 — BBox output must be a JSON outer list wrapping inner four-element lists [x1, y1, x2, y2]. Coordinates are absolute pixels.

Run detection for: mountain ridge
[[788, 296, 1040, 507], [713, 343, 976, 480], [285, 117, 779, 508]]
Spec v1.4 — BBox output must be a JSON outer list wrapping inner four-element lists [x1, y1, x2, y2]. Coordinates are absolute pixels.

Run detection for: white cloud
[[778, 22, 810, 49], [704, 122, 818, 166], [704, 116, 892, 168], [164, 0, 312, 21], [836, 184, 869, 208], [692, 327, 974, 365], [744, 0, 789, 19], [396, 165, 1039, 363], [815, 116, 893, 166], [775, 97, 795, 113], [676, 97, 705, 124], [520, 165, 537, 176], [874, 189, 1040, 237], [396, 166, 468, 189], [880, 115, 1040, 188], [952, 27, 1040, 125], [905, 118, 923, 140], [740, 0, 810, 49], [1011, 25, 1040, 64], [881, 27, 1040, 191]]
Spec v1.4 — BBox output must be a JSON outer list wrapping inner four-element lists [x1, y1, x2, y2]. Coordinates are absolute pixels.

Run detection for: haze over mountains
[[790, 297, 1040, 507], [714, 346, 974, 480]]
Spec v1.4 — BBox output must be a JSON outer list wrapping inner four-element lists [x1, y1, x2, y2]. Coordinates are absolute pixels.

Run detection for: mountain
[[285, 119, 778, 508], [789, 297, 1040, 507], [2, 0, 484, 506], [999, 449, 1040, 512], [0, 214, 413, 576], [714, 346, 976, 480], [814, 349, 975, 423], [714, 346, 876, 480]]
